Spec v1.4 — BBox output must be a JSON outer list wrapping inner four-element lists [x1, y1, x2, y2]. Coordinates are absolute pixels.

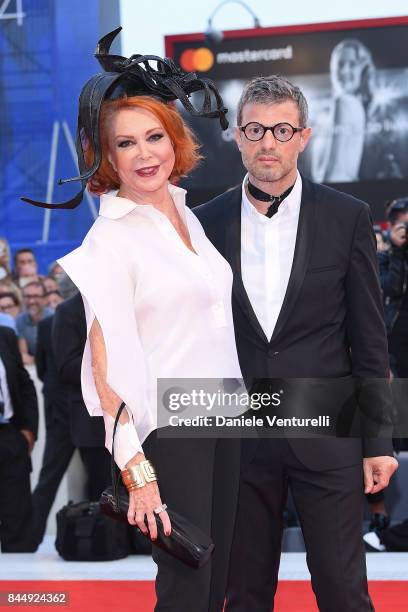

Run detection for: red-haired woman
[[58, 94, 242, 610]]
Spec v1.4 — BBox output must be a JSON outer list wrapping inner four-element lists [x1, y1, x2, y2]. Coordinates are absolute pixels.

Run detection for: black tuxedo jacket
[[36, 316, 68, 406], [0, 326, 38, 437], [194, 178, 394, 469], [52, 293, 105, 448]]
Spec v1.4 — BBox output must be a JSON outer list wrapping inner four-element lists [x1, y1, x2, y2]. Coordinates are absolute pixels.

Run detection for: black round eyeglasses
[[239, 122, 304, 142]]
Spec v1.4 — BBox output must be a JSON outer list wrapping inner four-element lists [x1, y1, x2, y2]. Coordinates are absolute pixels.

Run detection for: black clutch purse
[[99, 403, 215, 569]]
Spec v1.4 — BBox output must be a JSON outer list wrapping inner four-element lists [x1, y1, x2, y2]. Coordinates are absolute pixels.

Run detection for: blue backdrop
[[0, 0, 120, 272]]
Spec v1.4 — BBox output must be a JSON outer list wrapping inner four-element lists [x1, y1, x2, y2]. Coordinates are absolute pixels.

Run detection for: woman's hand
[[127, 481, 172, 541]]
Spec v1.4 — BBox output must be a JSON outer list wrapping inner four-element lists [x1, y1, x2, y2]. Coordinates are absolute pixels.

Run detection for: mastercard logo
[[180, 47, 215, 72]]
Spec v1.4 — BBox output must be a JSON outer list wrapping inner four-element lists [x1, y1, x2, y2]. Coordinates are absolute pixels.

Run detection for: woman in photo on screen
[[311, 39, 376, 183]]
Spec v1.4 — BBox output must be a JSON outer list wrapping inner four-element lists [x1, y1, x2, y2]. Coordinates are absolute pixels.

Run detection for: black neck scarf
[[247, 180, 295, 218]]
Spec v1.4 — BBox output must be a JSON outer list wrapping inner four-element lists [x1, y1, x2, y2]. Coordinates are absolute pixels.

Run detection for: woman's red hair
[[85, 96, 202, 195]]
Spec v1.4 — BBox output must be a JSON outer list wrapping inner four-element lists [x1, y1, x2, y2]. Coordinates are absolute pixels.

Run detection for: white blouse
[[58, 183, 242, 468]]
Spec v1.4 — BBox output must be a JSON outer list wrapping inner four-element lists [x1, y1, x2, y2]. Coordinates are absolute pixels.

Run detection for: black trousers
[[0, 424, 36, 552], [79, 447, 111, 500], [32, 415, 110, 546], [226, 438, 373, 612], [142, 430, 240, 612]]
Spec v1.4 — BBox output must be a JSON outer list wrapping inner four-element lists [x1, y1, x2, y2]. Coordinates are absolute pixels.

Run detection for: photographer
[[363, 199, 408, 549], [380, 197, 408, 376]]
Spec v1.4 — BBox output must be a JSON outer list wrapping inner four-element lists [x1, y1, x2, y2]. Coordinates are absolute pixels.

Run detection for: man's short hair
[[237, 75, 309, 128], [22, 280, 45, 296], [14, 248, 35, 265]]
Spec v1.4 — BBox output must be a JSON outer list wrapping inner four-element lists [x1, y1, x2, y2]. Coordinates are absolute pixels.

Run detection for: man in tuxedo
[[32, 313, 74, 546], [52, 293, 110, 499], [0, 325, 38, 551], [194, 76, 398, 611], [32, 294, 109, 547]]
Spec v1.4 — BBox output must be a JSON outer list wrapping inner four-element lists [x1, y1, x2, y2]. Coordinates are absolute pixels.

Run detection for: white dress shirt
[[58, 183, 242, 469], [0, 356, 14, 421], [241, 172, 302, 341]]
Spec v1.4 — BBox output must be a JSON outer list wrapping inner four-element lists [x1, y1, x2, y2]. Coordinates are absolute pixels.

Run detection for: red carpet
[[1, 581, 407, 611]]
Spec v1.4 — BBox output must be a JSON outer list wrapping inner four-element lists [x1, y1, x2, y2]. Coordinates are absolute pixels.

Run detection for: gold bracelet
[[121, 460, 157, 491], [139, 460, 157, 483], [121, 465, 145, 490], [126, 480, 145, 491]]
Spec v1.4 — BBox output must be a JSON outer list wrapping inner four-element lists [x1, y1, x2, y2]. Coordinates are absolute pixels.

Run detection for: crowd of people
[[361, 198, 408, 550], [0, 242, 112, 552], [0, 245, 63, 344]]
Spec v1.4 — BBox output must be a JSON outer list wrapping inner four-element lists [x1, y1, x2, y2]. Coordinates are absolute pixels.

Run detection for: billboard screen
[[166, 17, 408, 220]]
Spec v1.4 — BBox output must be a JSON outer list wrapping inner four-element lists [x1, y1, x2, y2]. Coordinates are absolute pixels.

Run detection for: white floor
[[1, 536, 407, 581]]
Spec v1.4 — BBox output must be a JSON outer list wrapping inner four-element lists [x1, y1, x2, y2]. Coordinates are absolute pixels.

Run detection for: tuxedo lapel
[[270, 178, 317, 346], [224, 188, 268, 344], [0, 338, 17, 411]]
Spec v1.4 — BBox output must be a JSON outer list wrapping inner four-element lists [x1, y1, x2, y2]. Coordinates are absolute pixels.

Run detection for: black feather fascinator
[[22, 27, 228, 210]]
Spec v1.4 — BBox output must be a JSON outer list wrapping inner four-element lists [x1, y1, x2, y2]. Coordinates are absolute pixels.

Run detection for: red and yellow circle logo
[[180, 47, 214, 72]]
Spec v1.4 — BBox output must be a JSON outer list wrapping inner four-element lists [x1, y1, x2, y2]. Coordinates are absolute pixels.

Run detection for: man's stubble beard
[[246, 160, 289, 185], [243, 151, 291, 185]]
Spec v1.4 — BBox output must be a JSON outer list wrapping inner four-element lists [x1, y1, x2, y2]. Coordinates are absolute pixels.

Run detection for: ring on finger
[[153, 503, 168, 515]]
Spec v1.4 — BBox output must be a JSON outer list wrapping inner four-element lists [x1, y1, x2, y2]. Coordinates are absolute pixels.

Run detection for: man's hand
[[20, 429, 35, 454], [363, 456, 398, 494]]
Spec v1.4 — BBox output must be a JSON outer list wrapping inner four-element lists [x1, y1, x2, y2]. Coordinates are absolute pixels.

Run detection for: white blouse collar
[[98, 183, 187, 220]]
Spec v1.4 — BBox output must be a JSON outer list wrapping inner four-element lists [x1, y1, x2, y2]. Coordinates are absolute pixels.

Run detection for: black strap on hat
[[22, 72, 123, 210]]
